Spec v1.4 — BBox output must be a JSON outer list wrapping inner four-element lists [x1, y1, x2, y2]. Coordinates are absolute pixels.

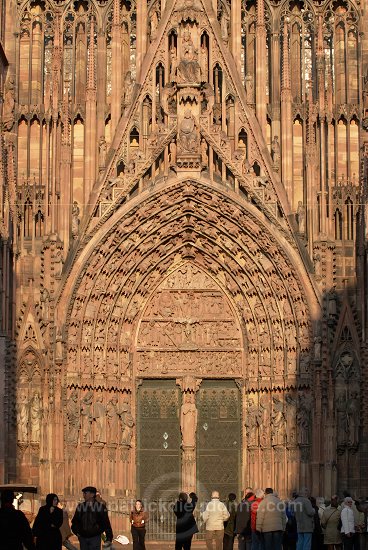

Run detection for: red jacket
[[251, 498, 263, 531]]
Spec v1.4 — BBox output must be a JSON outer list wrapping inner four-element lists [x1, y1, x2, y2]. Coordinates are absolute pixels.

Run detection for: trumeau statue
[[180, 393, 197, 447]]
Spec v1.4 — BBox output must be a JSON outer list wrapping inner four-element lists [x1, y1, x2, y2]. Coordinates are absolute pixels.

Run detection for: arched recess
[[56, 178, 319, 507]]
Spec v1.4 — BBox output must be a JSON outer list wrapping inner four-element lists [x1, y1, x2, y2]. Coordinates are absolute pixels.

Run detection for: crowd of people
[[197, 487, 367, 550], [1, 484, 367, 550]]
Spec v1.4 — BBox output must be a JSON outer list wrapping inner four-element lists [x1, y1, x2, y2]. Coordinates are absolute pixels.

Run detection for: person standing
[[202, 490, 230, 550], [223, 493, 237, 550], [0, 489, 36, 550], [33, 493, 63, 550], [321, 495, 342, 550], [173, 492, 198, 550], [130, 499, 149, 550], [256, 488, 286, 550], [234, 488, 254, 550], [340, 497, 355, 550], [71, 486, 113, 550], [250, 489, 265, 550], [293, 489, 315, 550]]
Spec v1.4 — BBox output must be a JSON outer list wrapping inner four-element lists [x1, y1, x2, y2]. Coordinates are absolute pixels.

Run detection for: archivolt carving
[[65, 181, 312, 391]]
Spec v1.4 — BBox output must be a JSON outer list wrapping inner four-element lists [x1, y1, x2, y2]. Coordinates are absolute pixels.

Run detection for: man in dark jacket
[[0, 489, 36, 549], [71, 486, 113, 550], [235, 488, 255, 550]]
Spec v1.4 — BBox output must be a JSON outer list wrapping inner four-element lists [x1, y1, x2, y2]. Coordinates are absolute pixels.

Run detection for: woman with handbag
[[321, 495, 342, 550]]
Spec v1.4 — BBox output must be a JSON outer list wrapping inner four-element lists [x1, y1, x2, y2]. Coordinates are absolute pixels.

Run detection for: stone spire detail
[[113, 0, 120, 26], [281, 19, 290, 92], [87, 17, 96, 91], [257, 0, 265, 27]]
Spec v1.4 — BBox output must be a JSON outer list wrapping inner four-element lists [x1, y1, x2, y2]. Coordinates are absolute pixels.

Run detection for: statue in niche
[[169, 140, 177, 166], [150, 9, 159, 40], [245, 398, 262, 446], [30, 392, 41, 442], [271, 136, 280, 171], [180, 393, 197, 447], [271, 395, 286, 446], [93, 394, 106, 443], [296, 392, 312, 445], [297, 201, 306, 234], [220, 10, 230, 41], [40, 288, 50, 320], [245, 73, 253, 102], [201, 138, 208, 166], [66, 390, 80, 445], [120, 400, 135, 446], [170, 47, 178, 82], [3, 76, 15, 132], [106, 395, 119, 443], [17, 392, 29, 441], [162, 82, 177, 115], [346, 392, 359, 448], [98, 136, 107, 168], [327, 287, 337, 318], [178, 110, 199, 153], [123, 71, 134, 107], [336, 392, 348, 446], [177, 30, 201, 83], [285, 394, 297, 445], [80, 391, 93, 443], [200, 43, 208, 81], [71, 201, 80, 239], [313, 336, 322, 361]]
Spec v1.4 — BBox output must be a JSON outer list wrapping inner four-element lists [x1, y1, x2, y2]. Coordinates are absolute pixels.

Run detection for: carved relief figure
[[297, 201, 306, 234], [66, 390, 80, 445], [169, 140, 177, 166], [80, 391, 93, 443], [17, 392, 29, 442], [271, 136, 280, 171], [72, 201, 80, 239], [99, 136, 107, 168], [346, 392, 360, 448], [30, 392, 41, 442], [297, 392, 312, 445], [120, 400, 135, 446], [3, 76, 15, 132], [93, 394, 106, 443], [178, 110, 199, 153], [123, 71, 134, 107], [180, 393, 197, 447], [170, 47, 178, 82]]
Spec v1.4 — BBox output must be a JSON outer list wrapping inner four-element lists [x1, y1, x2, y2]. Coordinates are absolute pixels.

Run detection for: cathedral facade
[[1, 0, 368, 527]]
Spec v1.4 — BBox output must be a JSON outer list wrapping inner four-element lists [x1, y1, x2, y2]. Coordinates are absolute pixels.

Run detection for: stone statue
[[346, 392, 359, 448], [271, 136, 280, 171], [120, 401, 135, 446], [169, 140, 177, 166], [180, 393, 197, 447], [17, 393, 29, 441], [178, 110, 198, 153], [3, 76, 15, 132], [220, 10, 230, 41], [150, 9, 159, 40], [170, 47, 178, 82], [71, 201, 80, 239], [99, 136, 107, 168], [66, 390, 80, 445], [245, 73, 254, 102], [285, 394, 297, 445], [271, 395, 286, 446], [336, 392, 348, 447], [200, 43, 208, 81], [162, 82, 177, 115], [245, 398, 262, 446], [177, 30, 201, 83], [80, 391, 93, 443], [313, 336, 322, 361], [106, 395, 119, 442], [297, 201, 306, 233], [93, 394, 106, 443], [200, 138, 208, 166], [30, 392, 41, 442], [123, 71, 134, 107], [297, 392, 312, 445], [40, 288, 50, 320]]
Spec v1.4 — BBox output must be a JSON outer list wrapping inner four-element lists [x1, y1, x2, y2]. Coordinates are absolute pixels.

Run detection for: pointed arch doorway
[[135, 262, 243, 510]]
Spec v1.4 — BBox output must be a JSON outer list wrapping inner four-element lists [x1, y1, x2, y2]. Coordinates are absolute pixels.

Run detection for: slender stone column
[[280, 20, 293, 204], [177, 377, 201, 493], [231, 0, 241, 73], [256, 0, 267, 135], [136, 0, 148, 80], [84, 18, 97, 207], [111, 0, 122, 136]]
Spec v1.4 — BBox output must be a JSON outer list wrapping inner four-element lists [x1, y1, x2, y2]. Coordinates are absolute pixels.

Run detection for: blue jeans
[[78, 535, 101, 550], [263, 530, 283, 550], [296, 533, 312, 550], [237, 535, 252, 550], [252, 530, 265, 550]]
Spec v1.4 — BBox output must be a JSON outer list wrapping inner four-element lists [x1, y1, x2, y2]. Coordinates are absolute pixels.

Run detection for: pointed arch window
[[345, 198, 353, 240]]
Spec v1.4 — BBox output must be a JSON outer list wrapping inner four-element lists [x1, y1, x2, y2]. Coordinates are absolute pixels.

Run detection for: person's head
[[255, 489, 265, 499], [82, 486, 97, 502], [189, 492, 197, 503], [211, 491, 220, 499], [179, 492, 188, 503], [344, 496, 353, 507], [228, 493, 236, 502], [135, 499, 144, 511], [299, 487, 310, 498], [46, 493, 59, 508], [265, 488, 273, 495], [244, 487, 253, 498], [330, 495, 339, 508], [1, 490, 15, 506]]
